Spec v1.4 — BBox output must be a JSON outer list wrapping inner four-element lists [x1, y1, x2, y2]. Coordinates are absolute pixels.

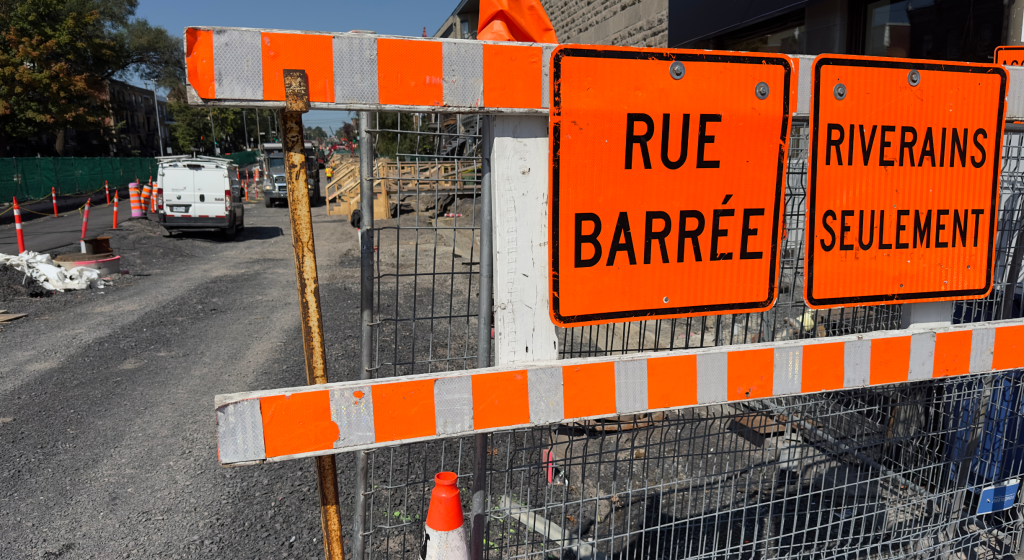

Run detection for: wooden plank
[[0, 313, 27, 323], [491, 115, 558, 366]]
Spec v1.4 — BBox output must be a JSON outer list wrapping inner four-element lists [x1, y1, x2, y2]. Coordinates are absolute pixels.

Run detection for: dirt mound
[[0, 264, 52, 301], [117, 217, 168, 236]]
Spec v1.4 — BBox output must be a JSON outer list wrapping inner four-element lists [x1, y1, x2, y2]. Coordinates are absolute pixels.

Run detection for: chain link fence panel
[[359, 118, 1024, 560]]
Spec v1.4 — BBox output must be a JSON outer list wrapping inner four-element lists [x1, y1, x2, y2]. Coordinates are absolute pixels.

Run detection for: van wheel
[[265, 196, 273, 208], [223, 220, 237, 240]]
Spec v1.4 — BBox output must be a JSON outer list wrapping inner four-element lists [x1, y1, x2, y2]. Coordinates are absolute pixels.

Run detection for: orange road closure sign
[[805, 55, 1006, 308], [995, 46, 1024, 66], [549, 46, 792, 326]]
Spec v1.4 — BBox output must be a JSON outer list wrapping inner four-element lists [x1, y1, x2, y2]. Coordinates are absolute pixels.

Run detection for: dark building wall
[[669, 0, 1008, 62]]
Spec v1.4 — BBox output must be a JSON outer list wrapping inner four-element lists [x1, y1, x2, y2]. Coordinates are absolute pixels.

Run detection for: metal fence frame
[[352, 118, 1024, 560]]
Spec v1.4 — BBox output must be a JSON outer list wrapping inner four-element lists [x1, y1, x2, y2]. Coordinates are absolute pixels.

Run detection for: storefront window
[[865, 0, 912, 57], [725, 24, 807, 54], [862, 0, 1001, 62]]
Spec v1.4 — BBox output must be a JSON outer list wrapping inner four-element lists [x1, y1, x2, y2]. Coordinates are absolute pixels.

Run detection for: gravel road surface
[[0, 175, 368, 559]]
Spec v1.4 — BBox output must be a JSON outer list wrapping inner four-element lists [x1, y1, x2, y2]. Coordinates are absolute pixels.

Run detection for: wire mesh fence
[[367, 112, 485, 379], [359, 116, 1024, 560]]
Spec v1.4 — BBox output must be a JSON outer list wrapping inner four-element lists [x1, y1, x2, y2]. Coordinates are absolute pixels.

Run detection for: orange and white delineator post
[[112, 192, 119, 230], [12, 197, 25, 254], [79, 199, 90, 253], [150, 183, 158, 213], [423, 472, 469, 560], [51, 187, 58, 217], [104, 181, 110, 205]]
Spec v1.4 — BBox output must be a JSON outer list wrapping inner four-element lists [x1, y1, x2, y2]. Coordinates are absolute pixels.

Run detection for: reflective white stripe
[[423, 525, 469, 560]]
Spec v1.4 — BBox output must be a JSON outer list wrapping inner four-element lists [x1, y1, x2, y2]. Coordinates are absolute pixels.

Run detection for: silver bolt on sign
[[670, 61, 685, 80], [756, 82, 769, 100], [908, 70, 921, 86], [834, 83, 847, 100]]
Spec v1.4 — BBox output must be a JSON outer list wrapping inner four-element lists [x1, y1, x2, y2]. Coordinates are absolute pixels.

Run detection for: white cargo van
[[156, 156, 244, 238]]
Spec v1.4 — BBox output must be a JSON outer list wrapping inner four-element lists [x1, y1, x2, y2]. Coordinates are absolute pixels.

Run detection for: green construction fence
[[223, 151, 259, 167], [0, 157, 160, 202]]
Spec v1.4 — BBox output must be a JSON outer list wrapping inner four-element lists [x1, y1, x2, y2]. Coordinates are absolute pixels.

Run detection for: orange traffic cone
[[422, 472, 468, 560]]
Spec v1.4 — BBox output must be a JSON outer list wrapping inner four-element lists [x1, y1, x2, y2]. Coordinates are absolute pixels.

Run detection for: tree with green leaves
[[341, 121, 355, 141], [304, 125, 327, 142], [373, 113, 436, 160], [165, 98, 268, 156], [0, 0, 182, 155]]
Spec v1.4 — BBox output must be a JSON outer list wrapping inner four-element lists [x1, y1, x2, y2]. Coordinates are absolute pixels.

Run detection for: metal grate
[[367, 112, 485, 379], [359, 123, 1024, 560], [480, 371, 1024, 559]]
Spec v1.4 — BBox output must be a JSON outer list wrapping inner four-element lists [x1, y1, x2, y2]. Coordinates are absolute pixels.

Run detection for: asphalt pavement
[[0, 203, 122, 255], [0, 172, 371, 559]]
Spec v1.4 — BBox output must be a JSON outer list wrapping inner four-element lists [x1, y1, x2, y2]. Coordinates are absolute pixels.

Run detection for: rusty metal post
[[282, 69, 346, 560]]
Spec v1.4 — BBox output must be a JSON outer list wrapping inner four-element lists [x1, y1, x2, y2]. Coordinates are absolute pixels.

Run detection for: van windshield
[[268, 155, 284, 171]]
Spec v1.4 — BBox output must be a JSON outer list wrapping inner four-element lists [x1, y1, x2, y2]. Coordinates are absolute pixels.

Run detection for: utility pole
[[149, 81, 165, 156], [209, 109, 218, 155], [255, 109, 262, 149], [243, 109, 249, 150]]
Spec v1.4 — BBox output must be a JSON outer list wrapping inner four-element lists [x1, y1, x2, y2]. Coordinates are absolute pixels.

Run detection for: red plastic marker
[[51, 187, 58, 217], [105, 181, 110, 205]]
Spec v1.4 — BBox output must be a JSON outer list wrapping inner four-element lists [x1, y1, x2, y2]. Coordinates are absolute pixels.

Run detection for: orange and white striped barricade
[[183, 27, 555, 114], [214, 318, 1024, 466], [423, 472, 469, 560], [12, 197, 25, 253], [129, 183, 144, 218], [150, 183, 158, 213]]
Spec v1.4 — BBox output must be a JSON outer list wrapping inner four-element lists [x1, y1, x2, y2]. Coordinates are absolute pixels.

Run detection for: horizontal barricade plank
[[215, 318, 1024, 466], [185, 30, 1024, 122], [184, 26, 555, 114]]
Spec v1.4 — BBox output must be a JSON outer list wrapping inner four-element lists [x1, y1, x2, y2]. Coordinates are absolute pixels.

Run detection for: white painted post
[[491, 115, 559, 366], [901, 301, 953, 329]]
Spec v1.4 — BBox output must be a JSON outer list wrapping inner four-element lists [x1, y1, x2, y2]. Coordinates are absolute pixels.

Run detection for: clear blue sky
[[136, 0, 459, 132]]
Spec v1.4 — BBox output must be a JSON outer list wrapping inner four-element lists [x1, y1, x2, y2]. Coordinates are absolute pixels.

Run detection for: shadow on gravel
[[165, 226, 283, 243], [239, 226, 285, 241]]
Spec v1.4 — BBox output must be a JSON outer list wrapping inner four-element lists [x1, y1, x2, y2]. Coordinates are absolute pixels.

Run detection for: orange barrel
[[129, 183, 144, 218], [140, 183, 152, 214]]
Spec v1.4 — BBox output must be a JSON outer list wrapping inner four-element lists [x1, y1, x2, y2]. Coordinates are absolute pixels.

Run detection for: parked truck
[[259, 142, 321, 207]]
